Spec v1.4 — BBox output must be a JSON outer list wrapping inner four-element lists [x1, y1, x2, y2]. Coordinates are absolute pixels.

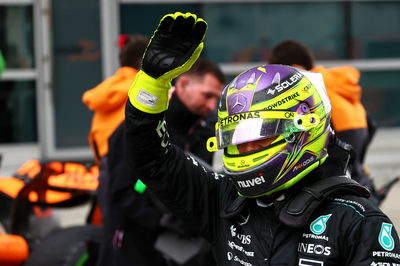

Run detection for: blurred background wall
[[0, 0, 399, 184]]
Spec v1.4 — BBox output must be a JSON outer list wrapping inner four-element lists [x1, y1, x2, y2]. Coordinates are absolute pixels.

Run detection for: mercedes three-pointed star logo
[[231, 93, 247, 113]]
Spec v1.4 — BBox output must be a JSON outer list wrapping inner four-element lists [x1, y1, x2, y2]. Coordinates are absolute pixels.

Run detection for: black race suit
[[125, 101, 400, 266]]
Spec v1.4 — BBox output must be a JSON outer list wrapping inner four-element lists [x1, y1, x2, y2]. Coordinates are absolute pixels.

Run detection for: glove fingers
[[163, 12, 205, 43], [171, 14, 186, 36], [192, 18, 208, 43], [158, 14, 174, 34], [140, 12, 207, 82], [181, 15, 196, 37]]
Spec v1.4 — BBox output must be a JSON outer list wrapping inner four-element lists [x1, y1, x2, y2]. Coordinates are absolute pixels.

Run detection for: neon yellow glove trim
[[128, 71, 171, 114], [129, 42, 204, 114]]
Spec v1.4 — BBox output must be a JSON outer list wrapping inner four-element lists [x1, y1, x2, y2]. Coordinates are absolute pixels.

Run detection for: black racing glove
[[128, 12, 207, 113]]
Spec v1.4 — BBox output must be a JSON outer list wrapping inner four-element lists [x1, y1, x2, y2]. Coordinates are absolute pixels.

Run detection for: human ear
[[175, 75, 190, 90]]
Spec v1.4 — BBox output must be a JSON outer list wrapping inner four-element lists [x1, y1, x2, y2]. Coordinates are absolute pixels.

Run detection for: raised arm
[[124, 12, 224, 242]]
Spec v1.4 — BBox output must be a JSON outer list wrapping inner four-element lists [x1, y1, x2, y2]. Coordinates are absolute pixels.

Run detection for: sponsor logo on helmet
[[219, 111, 261, 127], [379, 223, 395, 251], [266, 91, 300, 110], [231, 93, 247, 113], [238, 160, 250, 169], [237, 174, 266, 188], [293, 157, 315, 172], [267, 73, 303, 95], [285, 112, 295, 118], [303, 82, 313, 92]]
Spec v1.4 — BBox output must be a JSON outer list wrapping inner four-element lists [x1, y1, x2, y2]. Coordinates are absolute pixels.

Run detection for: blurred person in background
[[268, 40, 398, 205], [82, 34, 148, 222], [82, 34, 158, 265], [82, 34, 148, 167], [166, 58, 225, 165]]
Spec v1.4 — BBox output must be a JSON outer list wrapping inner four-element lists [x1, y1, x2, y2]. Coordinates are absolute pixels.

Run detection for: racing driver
[[124, 12, 400, 265]]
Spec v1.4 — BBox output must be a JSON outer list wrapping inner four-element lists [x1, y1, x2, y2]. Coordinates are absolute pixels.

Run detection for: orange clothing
[[312, 66, 367, 132], [0, 234, 29, 264], [82, 66, 138, 158]]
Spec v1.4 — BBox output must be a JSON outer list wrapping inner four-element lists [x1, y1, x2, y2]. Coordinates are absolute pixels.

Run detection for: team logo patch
[[379, 222, 395, 251], [231, 93, 247, 113], [310, 214, 332, 235]]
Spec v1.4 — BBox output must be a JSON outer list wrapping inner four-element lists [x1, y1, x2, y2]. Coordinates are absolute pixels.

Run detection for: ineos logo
[[298, 242, 331, 256]]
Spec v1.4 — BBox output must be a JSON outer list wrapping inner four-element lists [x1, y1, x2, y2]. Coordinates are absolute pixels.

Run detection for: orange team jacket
[[82, 66, 138, 159], [311, 66, 368, 132]]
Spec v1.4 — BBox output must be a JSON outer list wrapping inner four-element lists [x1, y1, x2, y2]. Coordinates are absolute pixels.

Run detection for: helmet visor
[[216, 111, 319, 149]]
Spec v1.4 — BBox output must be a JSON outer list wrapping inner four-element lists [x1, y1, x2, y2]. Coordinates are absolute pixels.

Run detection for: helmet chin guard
[[208, 65, 332, 197], [228, 131, 330, 198]]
